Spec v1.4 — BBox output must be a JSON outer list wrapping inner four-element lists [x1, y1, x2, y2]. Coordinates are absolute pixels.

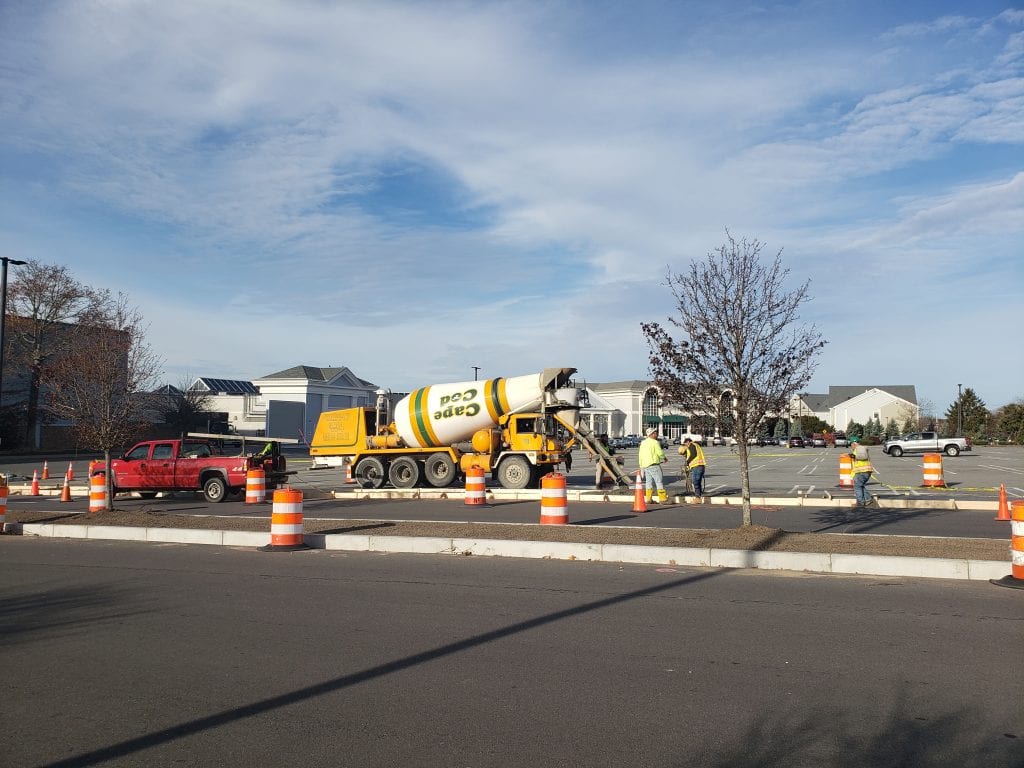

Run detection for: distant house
[[252, 366, 379, 442], [793, 386, 918, 431], [179, 366, 381, 441]]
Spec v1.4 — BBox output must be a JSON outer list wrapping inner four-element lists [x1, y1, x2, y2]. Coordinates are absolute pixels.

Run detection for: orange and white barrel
[[245, 468, 266, 504], [464, 467, 486, 506], [267, 488, 305, 549], [0, 480, 7, 531], [838, 454, 853, 488], [1009, 500, 1024, 581], [922, 453, 945, 487], [89, 475, 108, 513], [540, 472, 568, 525], [344, 457, 355, 484]]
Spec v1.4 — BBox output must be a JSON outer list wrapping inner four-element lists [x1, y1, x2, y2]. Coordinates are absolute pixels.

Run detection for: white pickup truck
[[882, 432, 971, 457]]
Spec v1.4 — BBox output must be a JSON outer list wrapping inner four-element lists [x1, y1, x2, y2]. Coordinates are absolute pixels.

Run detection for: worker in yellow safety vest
[[849, 437, 875, 508], [680, 438, 707, 499], [638, 428, 668, 503]]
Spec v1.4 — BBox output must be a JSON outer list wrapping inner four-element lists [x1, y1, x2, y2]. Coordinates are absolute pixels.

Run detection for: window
[[152, 444, 174, 459]]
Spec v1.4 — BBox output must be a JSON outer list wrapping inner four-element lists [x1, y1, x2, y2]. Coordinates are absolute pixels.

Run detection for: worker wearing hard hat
[[638, 427, 668, 504]]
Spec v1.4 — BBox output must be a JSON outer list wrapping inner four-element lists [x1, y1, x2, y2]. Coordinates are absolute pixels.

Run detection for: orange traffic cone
[[632, 469, 647, 514], [66, 462, 74, 481], [60, 475, 72, 502], [42, 460, 50, 480], [996, 484, 1011, 521], [30, 469, 40, 496]]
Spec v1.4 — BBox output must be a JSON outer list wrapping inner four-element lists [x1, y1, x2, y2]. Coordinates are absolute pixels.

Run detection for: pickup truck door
[[174, 441, 211, 488], [148, 442, 177, 487], [115, 443, 153, 487]]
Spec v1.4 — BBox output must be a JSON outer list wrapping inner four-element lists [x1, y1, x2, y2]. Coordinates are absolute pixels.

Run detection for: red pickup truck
[[92, 438, 291, 502]]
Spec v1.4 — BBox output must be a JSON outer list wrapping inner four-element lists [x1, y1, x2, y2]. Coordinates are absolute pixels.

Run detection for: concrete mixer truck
[[309, 367, 626, 490]]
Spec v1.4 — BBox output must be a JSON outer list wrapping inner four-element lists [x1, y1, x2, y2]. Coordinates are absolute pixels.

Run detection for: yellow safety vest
[[850, 454, 873, 474], [638, 438, 666, 468], [684, 443, 706, 468]]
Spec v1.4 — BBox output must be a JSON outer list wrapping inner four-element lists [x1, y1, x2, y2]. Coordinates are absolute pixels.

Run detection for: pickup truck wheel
[[944, 445, 960, 456], [388, 456, 420, 489], [202, 476, 229, 503], [497, 456, 534, 490], [888, 446, 903, 457], [424, 453, 456, 488], [355, 457, 387, 489]]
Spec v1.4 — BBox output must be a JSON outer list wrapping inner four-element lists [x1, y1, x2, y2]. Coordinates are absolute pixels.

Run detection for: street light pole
[[0, 257, 27, 417], [472, 366, 480, 381], [957, 383, 963, 437]]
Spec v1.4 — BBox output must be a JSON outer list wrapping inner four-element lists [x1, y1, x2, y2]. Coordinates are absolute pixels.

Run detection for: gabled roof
[[826, 385, 917, 407], [192, 377, 259, 396], [257, 365, 376, 389]]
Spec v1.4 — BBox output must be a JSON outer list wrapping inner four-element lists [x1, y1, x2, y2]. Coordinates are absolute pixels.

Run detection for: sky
[[1, 0, 1022, 415]]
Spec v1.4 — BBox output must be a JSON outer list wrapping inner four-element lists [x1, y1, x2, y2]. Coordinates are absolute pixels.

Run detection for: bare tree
[[642, 231, 827, 526], [47, 293, 162, 510], [159, 376, 216, 435], [5, 260, 108, 446]]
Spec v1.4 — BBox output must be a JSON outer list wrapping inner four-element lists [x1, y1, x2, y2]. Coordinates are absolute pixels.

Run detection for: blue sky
[[1, 0, 1022, 414]]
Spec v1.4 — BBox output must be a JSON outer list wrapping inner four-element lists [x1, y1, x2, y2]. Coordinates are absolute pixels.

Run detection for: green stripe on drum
[[410, 387, 441, 447], [484, 378, 505, 422]]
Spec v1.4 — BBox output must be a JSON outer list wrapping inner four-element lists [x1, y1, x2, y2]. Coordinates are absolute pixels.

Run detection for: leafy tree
[[901, 416, 915, 434], [944, 388, 988, 438], [773, 418, 787, 440], [846, 420, 866, 439], [47, 293, 162, 510], [5, 261, 107, 447], [642, 231, 826, 525], [884, 418, 899, 440], [994, 400, 1024, 444]]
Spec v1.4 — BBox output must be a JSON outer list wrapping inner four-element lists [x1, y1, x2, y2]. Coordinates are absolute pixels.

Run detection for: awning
[[643, 416, 661, 424], [661, 415, 688, 424]]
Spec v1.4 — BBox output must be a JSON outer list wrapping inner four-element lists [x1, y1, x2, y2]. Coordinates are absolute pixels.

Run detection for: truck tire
[[888, 446, 903, 457], [424, 453, 456, 488], [944, 445, 960, 456], [388, 456, 420, 488], [202, 475, 228, 503], [497, 456, 535, 490], [356, 457, 387, 489]]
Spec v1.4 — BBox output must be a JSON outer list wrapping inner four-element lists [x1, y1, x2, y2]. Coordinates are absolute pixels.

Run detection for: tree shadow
[[574, 514, 640, 525], [693, 687, 1020, 768], [809, 507, 944, 534], [0, 583, 151, 648]]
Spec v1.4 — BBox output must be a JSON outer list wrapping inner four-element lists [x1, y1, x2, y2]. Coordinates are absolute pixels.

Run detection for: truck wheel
[[497, 456, 535, 490], [888, 446, 903, 457], [944, 445, 960, 456], [202, 476, 228, 503], [356, 457, 386, 489], [388, 457, 420, 488], [424, 453, 456, 487]]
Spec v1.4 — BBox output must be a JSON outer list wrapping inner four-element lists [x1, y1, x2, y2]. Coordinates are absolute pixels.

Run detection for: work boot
[[657, 490, 668, 503], [645, 490, 653, 503]]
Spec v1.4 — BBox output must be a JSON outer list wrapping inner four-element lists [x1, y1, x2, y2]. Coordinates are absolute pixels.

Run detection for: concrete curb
[[5, 522, 1009, 582], [329, 487, 1001, 511]]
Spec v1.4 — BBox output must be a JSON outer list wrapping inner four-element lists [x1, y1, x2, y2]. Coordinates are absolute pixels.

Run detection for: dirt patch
[[6, 508, 1008, 561]]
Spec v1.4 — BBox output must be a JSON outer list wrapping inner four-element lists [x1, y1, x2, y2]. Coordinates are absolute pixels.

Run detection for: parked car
[[788, 436, 805, 448], [834, 433, 849, 447], [812, 437, 826, 447], [711, 436, 725, 446], [883, 432, 971, 457]]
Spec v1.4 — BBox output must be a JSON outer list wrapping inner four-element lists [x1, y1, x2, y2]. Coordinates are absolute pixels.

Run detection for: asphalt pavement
[[2, 539, 1020, 768]]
